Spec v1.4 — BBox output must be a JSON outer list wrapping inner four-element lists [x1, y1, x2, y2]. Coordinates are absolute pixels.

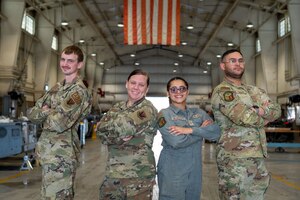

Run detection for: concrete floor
[[1, 136, 300, 200]]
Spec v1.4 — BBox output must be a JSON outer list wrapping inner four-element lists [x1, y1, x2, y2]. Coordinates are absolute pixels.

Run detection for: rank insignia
[[137, 111, 146, 120], [223, 91, 234, 102], [158, 117, 166, 128]]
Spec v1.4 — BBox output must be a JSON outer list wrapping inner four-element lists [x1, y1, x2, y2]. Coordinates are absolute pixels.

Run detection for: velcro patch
[[158, 117, 166, 128], [67, 92, 81, 105], [223, 91, 234, 102]]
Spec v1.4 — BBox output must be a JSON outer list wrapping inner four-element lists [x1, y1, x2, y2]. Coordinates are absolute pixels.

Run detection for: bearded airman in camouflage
[[211, 49, 281, 200], [27, 45, 91, 200], [97, 69, 158, 200]]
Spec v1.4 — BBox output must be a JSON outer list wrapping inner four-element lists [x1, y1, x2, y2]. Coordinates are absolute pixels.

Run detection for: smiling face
[[60, 52, 83, 81], [168, 79, 189, 108], [126, 74, 149, 105]]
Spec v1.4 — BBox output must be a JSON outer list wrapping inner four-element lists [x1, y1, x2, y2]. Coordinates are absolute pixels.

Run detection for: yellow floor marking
[[0, 171, 29, 184], [272, 174, 300, 191]]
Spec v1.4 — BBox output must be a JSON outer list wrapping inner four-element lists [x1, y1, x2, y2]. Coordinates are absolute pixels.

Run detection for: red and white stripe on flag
[[124, 0, 180, 46]]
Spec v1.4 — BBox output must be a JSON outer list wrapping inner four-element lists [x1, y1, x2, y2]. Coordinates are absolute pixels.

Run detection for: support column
[[288, 0, 300, 79], [0, 0, 25, 96], [34, 12, 55, 98], [258, 15, 278, 95]]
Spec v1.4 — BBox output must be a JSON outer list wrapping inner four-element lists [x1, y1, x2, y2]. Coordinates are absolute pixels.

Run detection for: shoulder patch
[[158, 117, 166, 128], [67, 91, 82, 105], [223, 91, 234, 102]]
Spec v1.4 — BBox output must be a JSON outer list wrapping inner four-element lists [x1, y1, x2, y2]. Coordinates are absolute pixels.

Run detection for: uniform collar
[[169, 104, 187, 114], [223, 77, 245, 88]]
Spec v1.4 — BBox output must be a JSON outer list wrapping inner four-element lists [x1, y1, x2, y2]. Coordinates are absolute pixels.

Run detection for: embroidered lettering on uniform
[[220, 86, 231, 91], [137, 111, 147, 120], [192, 114, 201, 118], [188, 121, 195, 126], [223, 91, 234, 102], [158, 117, 166, 128], [67, 92, 81, 105], [172, 116, 185, 121]]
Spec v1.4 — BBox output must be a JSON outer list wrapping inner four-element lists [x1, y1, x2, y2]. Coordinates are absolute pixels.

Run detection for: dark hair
[[127, 69, 150, 86], [62, 45, 84, 62], [221, 49, 243, 61], [167, 77, 189, 91]]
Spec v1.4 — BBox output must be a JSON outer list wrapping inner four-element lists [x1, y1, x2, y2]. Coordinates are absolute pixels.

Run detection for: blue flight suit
[[157, 105, 220, 200]]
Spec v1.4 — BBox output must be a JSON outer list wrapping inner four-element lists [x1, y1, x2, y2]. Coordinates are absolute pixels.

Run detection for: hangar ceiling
[[20, 0, 288, 108]]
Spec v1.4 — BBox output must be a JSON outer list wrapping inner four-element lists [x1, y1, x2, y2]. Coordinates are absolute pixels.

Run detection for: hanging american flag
[[124, 0, 180, 46]]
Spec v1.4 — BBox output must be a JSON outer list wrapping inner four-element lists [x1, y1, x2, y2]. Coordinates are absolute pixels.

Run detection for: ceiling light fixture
[[246, 21, 254, 28], [91, 53, 96, 57], [181, 41, 188, 46], [61, 20, 69, 26], [186, 24, 194, 30], [227, 42, 234, 47], [79, 39, 85, 43], [117, 22, 124, 28], [130, 53, 135, 57], [174, 62, 179, 66], [216, 54, 221, 58], [178, 53, 183, 58], [99, 62, 104, 65]]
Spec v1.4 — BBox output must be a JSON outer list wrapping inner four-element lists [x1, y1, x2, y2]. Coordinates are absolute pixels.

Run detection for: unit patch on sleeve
[[158, 117, 166, 128], [67, 91, 82, 105], [223, 91, 234, 102]]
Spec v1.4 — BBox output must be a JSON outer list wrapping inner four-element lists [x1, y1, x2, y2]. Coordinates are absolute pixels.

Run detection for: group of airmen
[[28, 46, 281, 200]]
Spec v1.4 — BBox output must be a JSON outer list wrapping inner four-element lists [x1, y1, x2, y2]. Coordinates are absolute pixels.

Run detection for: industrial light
[[246, 22, 254, 28], [91, 53, 96, 57], [61, 20, 69, 26], [216, 54, 221, 58], [181, 41, 188, 46], [227, 42, 234, 47], [186, 24, 194, 30], [117, 22, 124, 28], [99, 62, 104, 65], [134, 61, 140, 66], [174, 62, 179, 66], [178, 53, 183, 58], [130, 53, 135, 57], [79, 39, 85, 43], [207, 62, 212, 65]]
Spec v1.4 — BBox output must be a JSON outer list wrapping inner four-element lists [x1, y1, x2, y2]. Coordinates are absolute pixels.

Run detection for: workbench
[[265, 127, 300, 152]]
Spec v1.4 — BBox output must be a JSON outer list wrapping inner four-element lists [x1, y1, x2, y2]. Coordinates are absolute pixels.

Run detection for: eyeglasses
[[223, 58, 245, 65], [169, 86, 188, 93]]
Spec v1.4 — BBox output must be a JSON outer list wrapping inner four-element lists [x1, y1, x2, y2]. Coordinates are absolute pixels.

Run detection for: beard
[[224, 67, 244, 79]]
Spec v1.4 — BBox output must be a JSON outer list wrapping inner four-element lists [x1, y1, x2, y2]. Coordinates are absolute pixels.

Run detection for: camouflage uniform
[[211, 79, 281, 200], [27, 77, 91, 200], [97, 97, 158, 200]]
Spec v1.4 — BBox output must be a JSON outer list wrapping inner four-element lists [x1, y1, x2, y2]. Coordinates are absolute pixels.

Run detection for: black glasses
[[223, 58, 245, 65], [169, 86, 188, 93]]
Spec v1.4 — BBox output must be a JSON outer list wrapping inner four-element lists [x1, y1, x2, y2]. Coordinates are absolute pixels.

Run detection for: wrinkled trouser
[[157, 147, 202, 200], [217, 157, 270, 200], [99, 176, 154, 200], [41, 161, 76, 200]]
